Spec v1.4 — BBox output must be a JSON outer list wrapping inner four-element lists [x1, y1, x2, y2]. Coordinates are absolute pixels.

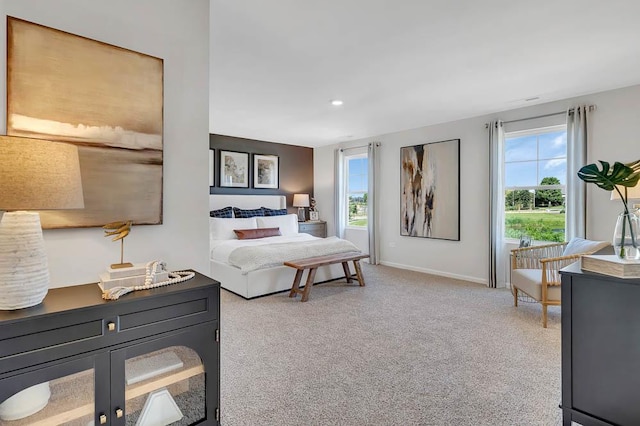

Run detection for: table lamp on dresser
[[0, 135, 84, 310], [293, 193, 310, 222]]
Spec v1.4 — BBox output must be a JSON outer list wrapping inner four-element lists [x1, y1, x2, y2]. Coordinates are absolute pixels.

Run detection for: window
[[346, 154, 368, 227], [504, 125, 567, 242]]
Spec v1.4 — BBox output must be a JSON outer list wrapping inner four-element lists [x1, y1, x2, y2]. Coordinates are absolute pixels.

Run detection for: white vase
[[612, 212, 640, 260]]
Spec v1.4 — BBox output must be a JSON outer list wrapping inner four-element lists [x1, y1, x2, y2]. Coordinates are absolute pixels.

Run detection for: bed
[[209, 195, 357, 299]]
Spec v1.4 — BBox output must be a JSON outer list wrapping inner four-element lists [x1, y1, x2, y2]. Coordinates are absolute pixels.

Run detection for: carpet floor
[[220, 264, 562, 426]]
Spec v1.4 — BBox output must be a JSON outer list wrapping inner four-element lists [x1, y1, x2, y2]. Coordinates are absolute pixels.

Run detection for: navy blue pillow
[[210, 206, 233, 218], [233, 207, 265, 218], [262, 207, 287, 216]]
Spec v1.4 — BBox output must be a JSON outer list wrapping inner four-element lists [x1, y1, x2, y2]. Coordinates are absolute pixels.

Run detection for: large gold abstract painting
[[7, 17, 163, 229]]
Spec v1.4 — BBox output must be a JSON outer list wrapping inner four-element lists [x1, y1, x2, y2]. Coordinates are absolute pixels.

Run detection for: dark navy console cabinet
[[561, 263, 640, 426], [0, 271, 220, 425]]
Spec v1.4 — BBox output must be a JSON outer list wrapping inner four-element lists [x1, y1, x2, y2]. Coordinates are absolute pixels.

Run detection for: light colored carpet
[[220, 264, 562, 426]]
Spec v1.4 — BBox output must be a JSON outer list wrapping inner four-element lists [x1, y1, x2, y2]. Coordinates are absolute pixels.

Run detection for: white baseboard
[[379, 261, 489, 286]]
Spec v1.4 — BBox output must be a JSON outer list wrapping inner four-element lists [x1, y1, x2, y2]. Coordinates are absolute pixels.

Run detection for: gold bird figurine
[[103, 220, 133, 269]]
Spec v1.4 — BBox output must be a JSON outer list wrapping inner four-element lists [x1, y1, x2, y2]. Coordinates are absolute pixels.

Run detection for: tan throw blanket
[[228, 236, 360, 274]]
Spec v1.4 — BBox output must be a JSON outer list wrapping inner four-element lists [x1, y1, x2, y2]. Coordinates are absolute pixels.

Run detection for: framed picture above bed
[[209, 149, 215, 187], [253, 154, 279, 189], [220, 150, 249, 187]]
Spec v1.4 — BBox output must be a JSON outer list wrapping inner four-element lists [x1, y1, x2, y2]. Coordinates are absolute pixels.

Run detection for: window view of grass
[[348, 194, 368, 227], [347, 155, 368, 227], [505, 185, 565, 242], [504, 127, 567, 242], [505, 211, 565, 242]]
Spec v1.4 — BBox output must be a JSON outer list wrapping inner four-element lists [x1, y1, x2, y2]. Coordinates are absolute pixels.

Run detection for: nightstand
[[298, 221, 327, 238]]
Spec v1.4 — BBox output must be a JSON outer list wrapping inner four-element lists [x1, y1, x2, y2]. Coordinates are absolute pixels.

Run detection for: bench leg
[[301, 268, 317, 302], [342, 262, 352, 283], [353, 260, 365, 286], [289, 269, 304, 298]]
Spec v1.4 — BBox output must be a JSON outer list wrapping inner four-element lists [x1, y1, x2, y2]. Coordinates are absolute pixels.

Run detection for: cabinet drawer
[[109, 288, 217, 344], [298, 222, 326, 237], [0, 280, 219, 375], [0, 310, 106, 374]]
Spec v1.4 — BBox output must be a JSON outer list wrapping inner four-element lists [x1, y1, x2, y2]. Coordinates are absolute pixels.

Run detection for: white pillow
[[210, 217, 258, 240], [256, 214, 299, 236], [562, 238, 609, 256]]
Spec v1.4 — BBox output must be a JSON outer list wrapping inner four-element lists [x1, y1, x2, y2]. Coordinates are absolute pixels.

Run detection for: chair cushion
[[562, 238, 609, 256], [511, 269, 561, 302]]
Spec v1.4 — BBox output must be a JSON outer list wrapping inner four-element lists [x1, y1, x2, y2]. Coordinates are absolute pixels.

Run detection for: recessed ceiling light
[[331, 99, 344, 106]]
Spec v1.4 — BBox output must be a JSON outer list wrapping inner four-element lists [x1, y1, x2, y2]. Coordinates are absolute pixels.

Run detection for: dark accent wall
[[209, 134, 314, 211]]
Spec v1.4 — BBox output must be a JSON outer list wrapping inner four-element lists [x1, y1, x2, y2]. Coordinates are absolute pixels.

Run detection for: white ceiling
[[210, 0, 640, 147]]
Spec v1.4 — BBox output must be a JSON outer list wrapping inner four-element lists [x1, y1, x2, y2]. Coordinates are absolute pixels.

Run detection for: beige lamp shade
[[610, 183, 640, 202], [293, 193, 310, 207], [0, 136, 84, 210]]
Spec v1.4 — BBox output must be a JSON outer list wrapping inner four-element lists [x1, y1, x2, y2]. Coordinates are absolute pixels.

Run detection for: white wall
[[0, 0, 211, 287], [315, 84, 640, 285]]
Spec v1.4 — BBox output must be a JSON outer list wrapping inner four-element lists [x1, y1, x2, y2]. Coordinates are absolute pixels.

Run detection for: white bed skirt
[[210, 260, 349, 299]]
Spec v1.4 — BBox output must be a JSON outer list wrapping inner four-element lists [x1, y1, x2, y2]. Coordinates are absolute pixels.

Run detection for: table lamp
[[293, 194, 310, 222], [610, 182, 640, 210], [0, 136, 84, 310]]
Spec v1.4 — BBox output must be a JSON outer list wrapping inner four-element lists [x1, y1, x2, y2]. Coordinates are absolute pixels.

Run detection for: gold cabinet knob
[[99, 414, 107, 424], [116, 408, 123, 418], [107, 322, 116, 331]]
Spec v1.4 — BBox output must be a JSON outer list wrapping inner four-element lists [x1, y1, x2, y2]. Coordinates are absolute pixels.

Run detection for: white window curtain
[[565, 106, 590, 240], [367, 142, 380, 264], [489, 120, 506, 288], [334, 148, 346, 238]]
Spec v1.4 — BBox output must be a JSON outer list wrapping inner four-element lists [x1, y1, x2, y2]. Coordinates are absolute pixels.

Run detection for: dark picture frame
[[220, 150, 249, 188], [209, 149, 215, 187], [253, 154, 279, 189], [400, 138, 460, 240]]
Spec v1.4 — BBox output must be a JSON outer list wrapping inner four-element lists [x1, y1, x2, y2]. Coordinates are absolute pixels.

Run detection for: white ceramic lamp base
[[0, 211, 49, 310]]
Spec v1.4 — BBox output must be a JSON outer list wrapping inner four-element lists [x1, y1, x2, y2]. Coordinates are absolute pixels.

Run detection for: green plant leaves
[[577, 160, 640, 191]]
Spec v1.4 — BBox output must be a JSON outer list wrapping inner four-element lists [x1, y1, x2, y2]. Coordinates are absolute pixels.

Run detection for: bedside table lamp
[[293, 194, 309, 222], [610, 182, 640, 209], [0, 136, 84, 310]]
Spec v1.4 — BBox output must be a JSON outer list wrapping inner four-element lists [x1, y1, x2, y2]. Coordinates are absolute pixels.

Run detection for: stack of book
[[581, 255, 640, 279], [99, 263, 169, 291]]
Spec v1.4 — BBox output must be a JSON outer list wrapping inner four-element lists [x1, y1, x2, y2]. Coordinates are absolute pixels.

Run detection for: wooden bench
[[284, 252, 369, 302]]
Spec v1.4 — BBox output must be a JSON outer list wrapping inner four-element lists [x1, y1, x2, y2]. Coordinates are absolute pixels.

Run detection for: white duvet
[[211, 234, 360, 274]]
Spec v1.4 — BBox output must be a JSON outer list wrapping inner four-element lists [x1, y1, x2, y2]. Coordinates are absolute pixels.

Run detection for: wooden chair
[[510, 238, 609, 328]]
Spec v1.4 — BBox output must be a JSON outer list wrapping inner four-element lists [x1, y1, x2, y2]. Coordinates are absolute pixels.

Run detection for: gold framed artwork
[[7, 17, 164, 229]]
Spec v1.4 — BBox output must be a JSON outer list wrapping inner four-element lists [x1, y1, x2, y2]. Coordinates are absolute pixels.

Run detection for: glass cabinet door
[[123, 346, 205, 426], [0, 355, 102, 426]]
